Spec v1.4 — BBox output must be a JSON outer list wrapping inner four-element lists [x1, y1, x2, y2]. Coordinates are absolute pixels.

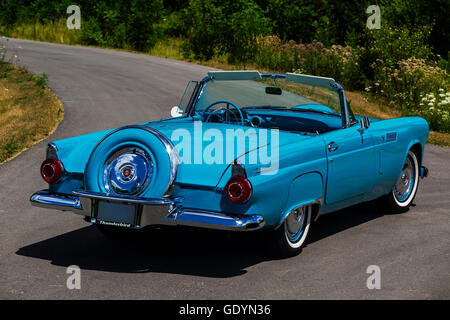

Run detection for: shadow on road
[[16, 199, 392, 278]]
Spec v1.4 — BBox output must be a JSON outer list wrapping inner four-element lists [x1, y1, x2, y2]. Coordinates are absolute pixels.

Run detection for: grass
[[148, 37, 184, 59], [0, 62, 64, 164], [0, 23, 448, 147], [0, 20, 81, 45]]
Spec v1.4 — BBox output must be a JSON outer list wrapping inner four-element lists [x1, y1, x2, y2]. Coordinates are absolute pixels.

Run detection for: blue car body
[[30, 71, 429, 235]]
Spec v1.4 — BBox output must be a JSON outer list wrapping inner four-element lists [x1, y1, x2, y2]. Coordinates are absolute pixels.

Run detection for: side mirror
[[359, 116, 370, 130], [171, 105, 184, 118]]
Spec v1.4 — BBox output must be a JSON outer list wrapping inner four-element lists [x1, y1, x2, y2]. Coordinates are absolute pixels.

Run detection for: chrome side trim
[[278, 198, 323, 228], [385, 132, 397, 142], [167, 208, 265, 231]]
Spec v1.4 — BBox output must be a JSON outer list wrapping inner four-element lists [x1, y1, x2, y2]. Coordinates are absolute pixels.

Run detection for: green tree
[[184, 0, 271, 61]]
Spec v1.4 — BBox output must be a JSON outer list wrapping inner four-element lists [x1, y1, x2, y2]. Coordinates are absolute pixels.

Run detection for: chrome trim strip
[[46, 143, 59, 159], [278, 198, 323, 228], [339, 88, 350, 128], [385, 132, 397, 142], [72, 189, 173, 205]]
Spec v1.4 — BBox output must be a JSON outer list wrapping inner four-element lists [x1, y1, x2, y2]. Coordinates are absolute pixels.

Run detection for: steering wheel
[[202, 100, 244, 126]]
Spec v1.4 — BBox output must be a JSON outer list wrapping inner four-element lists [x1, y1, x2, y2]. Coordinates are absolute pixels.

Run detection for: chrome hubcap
[[394, 156, 415, 202], [103, 147, 153, 195], [285, 206, 307, 243]]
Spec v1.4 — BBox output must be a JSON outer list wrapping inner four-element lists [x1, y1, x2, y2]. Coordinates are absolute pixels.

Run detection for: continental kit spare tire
[[84, 125, 179, 198]]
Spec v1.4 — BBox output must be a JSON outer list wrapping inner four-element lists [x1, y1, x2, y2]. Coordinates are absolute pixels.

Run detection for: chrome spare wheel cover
[[394, 155, 415, 202], [285, 206, 308, 243], [103, 147, 153, 195]]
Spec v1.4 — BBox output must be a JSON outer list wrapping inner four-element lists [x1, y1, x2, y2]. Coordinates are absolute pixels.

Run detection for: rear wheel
[[271, 204, 312, 258], [381, 150, 420, 213]]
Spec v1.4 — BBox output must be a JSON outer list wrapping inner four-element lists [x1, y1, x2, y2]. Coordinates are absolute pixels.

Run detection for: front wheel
[[270, 204, 313, 258], [381, 150, 420, 213]]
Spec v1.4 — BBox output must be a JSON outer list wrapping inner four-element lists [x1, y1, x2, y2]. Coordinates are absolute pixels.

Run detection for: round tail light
[[40, 159, 63, 184], [225, 177, 252, 203]]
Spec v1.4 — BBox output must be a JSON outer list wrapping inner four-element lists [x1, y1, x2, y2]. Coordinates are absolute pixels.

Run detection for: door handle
[[328, 142, 338, 152]]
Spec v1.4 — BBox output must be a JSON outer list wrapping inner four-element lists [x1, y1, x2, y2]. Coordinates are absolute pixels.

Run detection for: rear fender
[[277, 172, 324, 227]]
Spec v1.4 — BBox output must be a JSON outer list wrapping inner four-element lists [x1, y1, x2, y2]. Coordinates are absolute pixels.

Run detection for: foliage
[[78, 0, 164, 51], [362, 25, 433, 69], [1, 0, 449, 133], [367, 57, 450, 132], [182, 0, 271, 62], [254, 36, 364, 90], [379, 0, 449, 58]]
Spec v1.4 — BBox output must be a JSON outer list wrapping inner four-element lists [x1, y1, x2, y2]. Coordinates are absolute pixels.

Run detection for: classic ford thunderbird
[[30, 71, 429, 257]]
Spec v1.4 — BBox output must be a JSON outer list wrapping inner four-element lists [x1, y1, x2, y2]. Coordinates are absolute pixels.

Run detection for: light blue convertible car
[[31, 71, 429, 257]]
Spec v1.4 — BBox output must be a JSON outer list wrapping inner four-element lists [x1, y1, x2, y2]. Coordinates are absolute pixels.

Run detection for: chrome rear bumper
[[30, 189, 264, 231], [30, 190, 83, 211]]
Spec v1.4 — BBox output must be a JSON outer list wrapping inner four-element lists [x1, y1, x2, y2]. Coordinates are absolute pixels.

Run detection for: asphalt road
[[0, 39, 449, 300]]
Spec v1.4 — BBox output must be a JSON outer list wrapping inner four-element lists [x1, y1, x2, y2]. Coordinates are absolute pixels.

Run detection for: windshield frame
[[185, 72, 354, 129]]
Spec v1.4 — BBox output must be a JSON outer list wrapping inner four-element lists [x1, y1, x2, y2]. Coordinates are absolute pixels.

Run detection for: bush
[[227, 1, 271, 64], [183, 0, 271, 62], [182, 0, 225, 60], [253, 36, 365, 90], [367, 57, 450, 132], [79, 18, 105, 46], [379, 0, 450, 58], [78, 0, 164, 51], [127, 0, 164, 51], [363, 24, 433, 69]]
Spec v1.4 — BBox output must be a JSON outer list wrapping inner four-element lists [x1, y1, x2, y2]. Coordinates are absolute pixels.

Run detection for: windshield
[[193, 78, 342, 115]]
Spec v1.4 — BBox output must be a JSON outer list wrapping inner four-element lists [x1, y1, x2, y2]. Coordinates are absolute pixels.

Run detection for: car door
[[324, 124, 377, 205]]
